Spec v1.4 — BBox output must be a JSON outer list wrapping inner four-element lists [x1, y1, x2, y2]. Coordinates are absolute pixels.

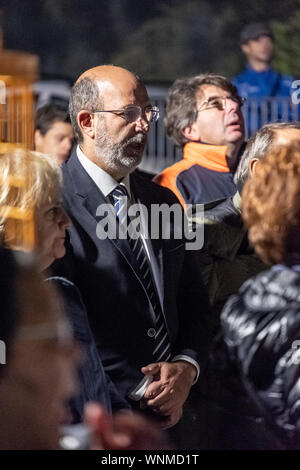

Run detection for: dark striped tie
[[110, 184, 171, 362]]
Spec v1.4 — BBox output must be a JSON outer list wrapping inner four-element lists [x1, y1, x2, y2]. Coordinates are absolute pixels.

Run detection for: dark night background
[[1, 0, 300, 84]]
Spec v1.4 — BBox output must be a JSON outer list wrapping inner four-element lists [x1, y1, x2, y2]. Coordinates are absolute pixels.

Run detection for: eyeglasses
[[197, 95, 246, 113], [93, 105, 159, 123]]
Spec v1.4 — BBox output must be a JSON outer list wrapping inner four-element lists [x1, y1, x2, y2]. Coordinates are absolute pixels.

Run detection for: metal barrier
[[141, 95, 300, 175], [32, 83, 300, 175], [141, 95, 182, 174], [242, 97, 300, 139]]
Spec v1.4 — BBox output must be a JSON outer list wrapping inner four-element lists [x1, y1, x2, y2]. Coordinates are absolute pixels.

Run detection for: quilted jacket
[[221, 265, 300, 449]]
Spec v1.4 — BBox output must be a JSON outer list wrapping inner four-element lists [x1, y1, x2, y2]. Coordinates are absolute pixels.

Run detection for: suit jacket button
[[147, 328, 156, 338]]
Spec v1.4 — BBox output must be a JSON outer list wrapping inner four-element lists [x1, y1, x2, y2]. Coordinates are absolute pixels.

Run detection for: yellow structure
[[0, 75, 34, 150], [0, 32, 39, 250]]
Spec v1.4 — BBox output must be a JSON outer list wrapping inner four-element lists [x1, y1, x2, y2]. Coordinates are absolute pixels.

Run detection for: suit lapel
[[65, 154, 158, 291], [83, 187, 137, 270]]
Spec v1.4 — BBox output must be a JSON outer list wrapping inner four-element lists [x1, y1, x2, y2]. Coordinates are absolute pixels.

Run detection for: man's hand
[[142, 361, 196, 417], [161, 407, 183, 430], [84, 403, 169, 450]]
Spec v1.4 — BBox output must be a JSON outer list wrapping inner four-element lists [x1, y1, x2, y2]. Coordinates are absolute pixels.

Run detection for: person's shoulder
[[60, 152, 79, 190], [132, 169, 183, 205], [153, 159, 194, 199], [279, 72, 295, 86], [152, 159, 193, 207], [194, 195, 240, 225], [44, 275, 85, 313], [155, 158, 191, 180], [61, 152, 87, 203], [233, 68, 250, 84], [62, 150, 77, 173], [44, 275, 77, 295], [220, 268, 271, 345], [204, 196, 236, 219], [274, 67, 294, 81], [223, 266, 300, 323], [134, 168, 154, 180]]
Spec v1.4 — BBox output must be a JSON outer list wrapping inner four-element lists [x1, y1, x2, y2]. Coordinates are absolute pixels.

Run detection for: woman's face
[[36, 196, 71, 270]]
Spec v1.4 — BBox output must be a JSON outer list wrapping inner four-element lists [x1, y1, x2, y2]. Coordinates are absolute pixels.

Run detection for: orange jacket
[[153, 142, 234, 207]]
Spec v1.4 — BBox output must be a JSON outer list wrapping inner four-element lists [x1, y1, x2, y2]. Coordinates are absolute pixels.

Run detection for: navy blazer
[[45, 276, 130, 421], [60, 151, 212, 399]]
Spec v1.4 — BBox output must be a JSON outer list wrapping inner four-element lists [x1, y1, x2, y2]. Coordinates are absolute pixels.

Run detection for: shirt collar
[[246, 65, 272, 75], [76, 145, 131, 198]]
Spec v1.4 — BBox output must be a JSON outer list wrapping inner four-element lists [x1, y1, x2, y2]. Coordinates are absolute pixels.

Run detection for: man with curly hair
[[154, 74, 245, 206]]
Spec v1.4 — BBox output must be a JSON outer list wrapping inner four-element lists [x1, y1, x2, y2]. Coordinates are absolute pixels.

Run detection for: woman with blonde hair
[[0, 147, 129, 422], [221, 141, 300, 449], [0, 148, 68, 262]]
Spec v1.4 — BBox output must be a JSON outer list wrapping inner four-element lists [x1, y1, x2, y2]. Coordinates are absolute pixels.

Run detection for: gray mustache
[[126, 134, 147, 145]]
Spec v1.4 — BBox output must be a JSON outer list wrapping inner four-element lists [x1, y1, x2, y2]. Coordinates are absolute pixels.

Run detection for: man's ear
[[182, 122, 201, 142], [241, 43, 250, 56], [34, 129, 43, 151], [77, 110, 95, 140], [249, 158, 259, 177]]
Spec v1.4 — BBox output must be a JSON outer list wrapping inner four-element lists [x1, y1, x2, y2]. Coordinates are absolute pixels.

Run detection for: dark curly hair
[[164, 73, 239, 148]]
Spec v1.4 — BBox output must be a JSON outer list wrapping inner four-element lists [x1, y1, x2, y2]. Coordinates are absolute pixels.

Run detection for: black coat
[[60, 151, 212, 400], [45, 276, 130, 422], [221, 265, 300, 449]]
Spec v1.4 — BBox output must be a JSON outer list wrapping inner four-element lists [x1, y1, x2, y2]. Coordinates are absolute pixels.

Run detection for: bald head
[[69, 65, 144, 143], [77, 65, 141, 87], [69, 65, 151, 179]]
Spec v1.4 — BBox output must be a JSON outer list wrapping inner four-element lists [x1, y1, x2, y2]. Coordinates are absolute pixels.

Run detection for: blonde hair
[[0, 148, 62, 248]]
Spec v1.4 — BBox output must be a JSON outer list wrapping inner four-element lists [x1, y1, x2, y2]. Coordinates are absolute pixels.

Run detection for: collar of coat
[[183, 141, 229, 173]]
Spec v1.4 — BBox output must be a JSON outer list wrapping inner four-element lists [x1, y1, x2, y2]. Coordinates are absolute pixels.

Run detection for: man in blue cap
[[234, 22, 297, 135]]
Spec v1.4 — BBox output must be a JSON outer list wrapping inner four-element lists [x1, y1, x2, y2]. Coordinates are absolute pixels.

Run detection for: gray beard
[[95, 131, 146, 175]]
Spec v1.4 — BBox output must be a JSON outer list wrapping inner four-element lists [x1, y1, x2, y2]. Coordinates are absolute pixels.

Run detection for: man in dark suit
[[62, 65, 211, 428]]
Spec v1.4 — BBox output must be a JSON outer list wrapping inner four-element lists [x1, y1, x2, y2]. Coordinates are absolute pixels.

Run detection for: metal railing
[[32, 82, 300, 175], [141, 95, 182, 174], [141, 95, 300, 175], [242, 97, 300, 139]]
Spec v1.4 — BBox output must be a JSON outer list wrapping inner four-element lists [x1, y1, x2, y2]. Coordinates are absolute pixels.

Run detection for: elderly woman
[[0, 148, 128, 421], [221, 141, 300, 449]]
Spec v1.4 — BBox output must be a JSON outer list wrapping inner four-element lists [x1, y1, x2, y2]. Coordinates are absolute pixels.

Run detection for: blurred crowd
[[0, 22, 300, 450]]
